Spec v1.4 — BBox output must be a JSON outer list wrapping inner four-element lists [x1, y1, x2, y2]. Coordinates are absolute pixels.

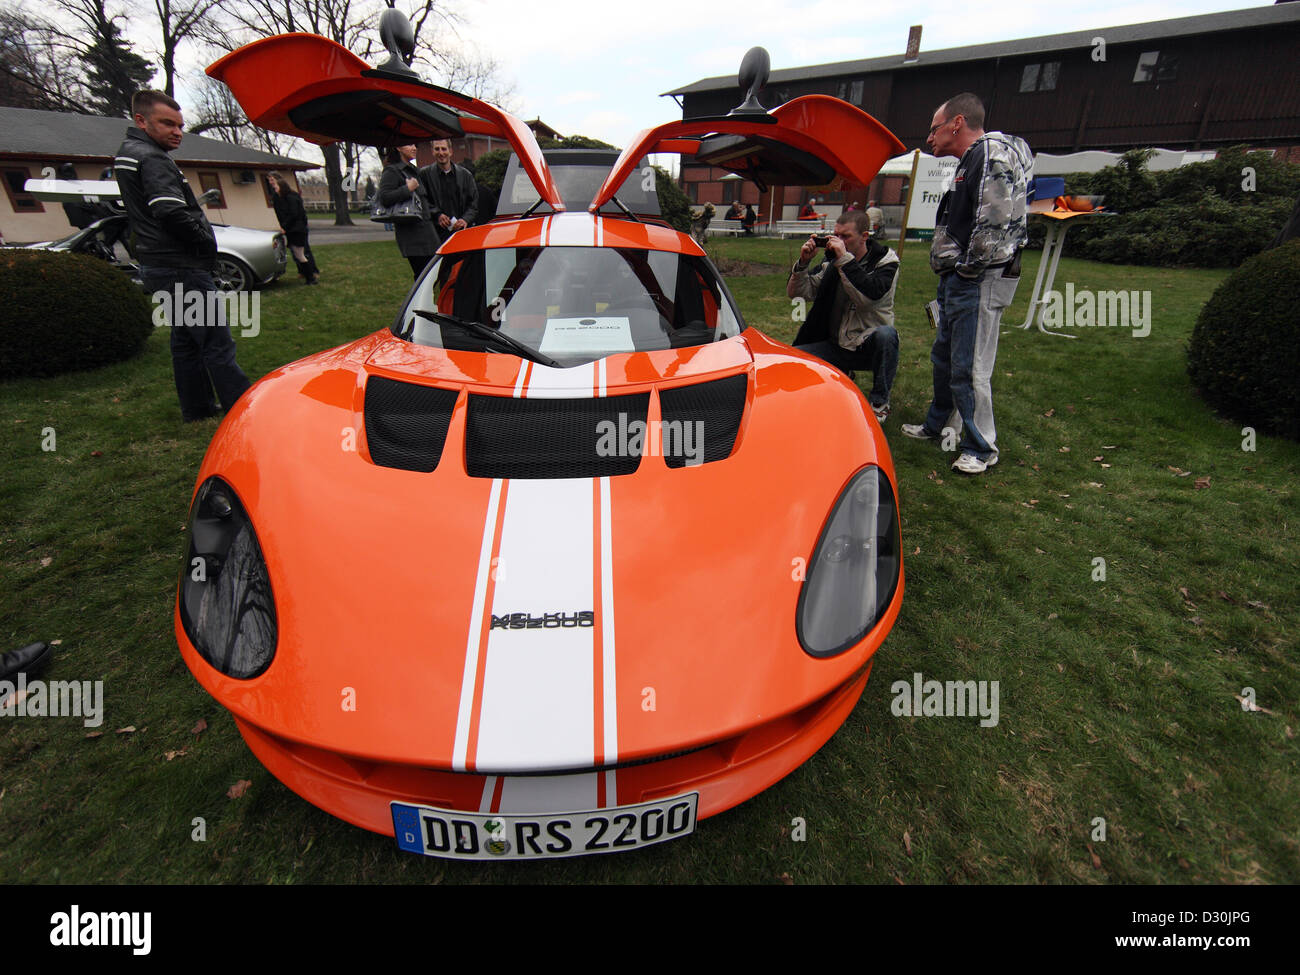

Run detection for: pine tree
[[83, 20, 154, 117]]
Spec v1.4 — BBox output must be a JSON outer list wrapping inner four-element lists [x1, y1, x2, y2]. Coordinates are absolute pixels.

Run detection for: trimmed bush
[[1032, 146, 1300, 268], [0, 249, 154, 380], [1186, 239, 1300, 440]]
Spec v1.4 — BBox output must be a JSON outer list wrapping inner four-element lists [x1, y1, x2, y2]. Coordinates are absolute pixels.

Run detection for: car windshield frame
[[392, 244, 746, 367]]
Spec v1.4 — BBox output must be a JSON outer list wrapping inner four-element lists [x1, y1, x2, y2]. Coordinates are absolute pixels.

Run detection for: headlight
[[178, 476, 277, 678], [797, 466, 900, 657]]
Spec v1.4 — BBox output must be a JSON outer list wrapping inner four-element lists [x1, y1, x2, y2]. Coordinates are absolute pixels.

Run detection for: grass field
[[2, 236, 1296, 884]]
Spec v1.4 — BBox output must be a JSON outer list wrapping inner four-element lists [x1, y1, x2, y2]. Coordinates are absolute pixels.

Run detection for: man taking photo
[[901, 93, 1032, 474], [789, 210, 900, 421], [420, 138, 478, 244], [115, 90, 250, 422]]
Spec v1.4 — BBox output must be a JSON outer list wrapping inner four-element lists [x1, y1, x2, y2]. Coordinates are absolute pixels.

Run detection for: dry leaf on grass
[[1194, 476, 1211, 490], [39, 556, 52, 567], [1235, 695, 1274, 715], [116, 726, 136, 735], [192, 718, 208, 736], [903, 830, 913, 856], [164, 749, 188, 761], [227, 779, 252, 799], [85, 731, 103, 739], [1043, 408, 1055, 417], [778, 872, 793, 885], [1059, 446, 1070, 453], [1087, 843, 1102, 868]]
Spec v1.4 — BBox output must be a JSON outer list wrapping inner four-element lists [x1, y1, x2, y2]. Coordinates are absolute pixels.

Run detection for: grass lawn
[[2, 237, 1296, 884]]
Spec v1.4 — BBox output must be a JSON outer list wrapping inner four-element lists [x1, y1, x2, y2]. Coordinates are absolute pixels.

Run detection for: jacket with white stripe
[[113, 127, 217, 270]]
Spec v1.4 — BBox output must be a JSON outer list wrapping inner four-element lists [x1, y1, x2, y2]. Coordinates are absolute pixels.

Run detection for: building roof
[[0, 106, 316, 169], [665, 4, 1300, 96]]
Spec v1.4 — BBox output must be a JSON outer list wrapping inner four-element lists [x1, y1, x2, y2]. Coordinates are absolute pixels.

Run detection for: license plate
[[391, 793, 698, 860]]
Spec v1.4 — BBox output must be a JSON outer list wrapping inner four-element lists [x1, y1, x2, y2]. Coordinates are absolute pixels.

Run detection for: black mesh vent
[[466, 393, 650, 479], [658, 373, 747, 468], [364, 376, 458, 473]]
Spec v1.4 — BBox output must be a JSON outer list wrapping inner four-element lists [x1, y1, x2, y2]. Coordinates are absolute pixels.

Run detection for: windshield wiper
[[412, 309, 562, 368]]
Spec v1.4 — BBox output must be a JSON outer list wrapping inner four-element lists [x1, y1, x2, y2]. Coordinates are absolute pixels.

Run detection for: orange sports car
[[177, 33, 906, 859]]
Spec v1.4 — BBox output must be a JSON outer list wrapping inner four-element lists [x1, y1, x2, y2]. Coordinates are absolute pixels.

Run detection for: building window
[[2, 167, 46, 213], [1133, 51, 1178, 83], [1020, 61, 1060, 93], [850, 80, 864, 104], [197, 171, 225, 208]]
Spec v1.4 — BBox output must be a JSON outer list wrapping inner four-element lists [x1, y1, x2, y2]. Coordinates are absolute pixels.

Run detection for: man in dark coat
[[420, 138, 478, 244], [115, 90, 250, 421]]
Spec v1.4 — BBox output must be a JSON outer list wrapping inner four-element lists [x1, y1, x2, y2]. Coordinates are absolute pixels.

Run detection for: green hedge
[[1186, 239, 1300, 440], [0, 250, 154, 380], [1030, 147, 1300, 268]]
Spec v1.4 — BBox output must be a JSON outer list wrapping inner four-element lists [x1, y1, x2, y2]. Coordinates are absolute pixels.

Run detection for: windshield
[[397, 246, 744, 367]]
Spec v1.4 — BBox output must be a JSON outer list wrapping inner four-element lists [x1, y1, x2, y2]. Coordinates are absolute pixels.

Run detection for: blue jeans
[[142, 267, 251, 421], [796, 326, 899, 407], [921, 271, 1017, 461]]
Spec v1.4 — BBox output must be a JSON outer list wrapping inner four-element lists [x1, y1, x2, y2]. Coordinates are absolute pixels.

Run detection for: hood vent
[[466, 392, 650, 479], [658, 373, 747, 468], [364, 376, 458, 472]]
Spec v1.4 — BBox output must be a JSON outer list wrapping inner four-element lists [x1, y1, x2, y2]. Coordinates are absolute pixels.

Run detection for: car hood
[[178, 331, 901, 773]]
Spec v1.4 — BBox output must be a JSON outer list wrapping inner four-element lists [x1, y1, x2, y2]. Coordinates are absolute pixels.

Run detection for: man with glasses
[[902, 93, 1032, 474], [789, 210, 901, 422]]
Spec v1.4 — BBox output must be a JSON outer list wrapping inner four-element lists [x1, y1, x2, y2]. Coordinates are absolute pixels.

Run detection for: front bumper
[[233, 661, 873, 837]]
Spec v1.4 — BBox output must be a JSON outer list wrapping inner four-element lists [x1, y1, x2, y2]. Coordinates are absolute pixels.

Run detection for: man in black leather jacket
[[116, 90, 250, 421], [420, 139, 479, 245]]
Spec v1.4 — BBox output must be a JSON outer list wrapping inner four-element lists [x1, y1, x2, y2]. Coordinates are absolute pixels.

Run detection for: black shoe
[[1, 641, 52, 681]]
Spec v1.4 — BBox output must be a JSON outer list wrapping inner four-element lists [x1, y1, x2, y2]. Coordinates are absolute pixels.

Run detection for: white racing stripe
[[452, 478, 504, 771], [474, 478, 596, 771], [547, 212, 598, 246], [599, 475, 618, 764], [497, 772, 601, 813], [523, 360, 595, 399]]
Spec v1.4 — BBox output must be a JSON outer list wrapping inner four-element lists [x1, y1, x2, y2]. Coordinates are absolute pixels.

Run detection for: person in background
[[379, 144, 438, 278], [798, 197, 820, 220], [420, 138, 478, 245], [866, 199, 885, 237], [741, 203, 757, 236], [267, 171, 319, 285], [725, 200, 745, 221]]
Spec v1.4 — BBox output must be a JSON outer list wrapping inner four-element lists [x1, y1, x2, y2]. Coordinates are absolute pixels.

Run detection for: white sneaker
[[900, 423, 935, 440], [952, 452, 998, 474], [872, 401, 891, 422]]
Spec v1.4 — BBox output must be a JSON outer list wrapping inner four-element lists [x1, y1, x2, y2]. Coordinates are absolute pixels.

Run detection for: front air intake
[[364, 376, 458, 472], [466, 392, 650, 479], [658, 373, 747, 468]]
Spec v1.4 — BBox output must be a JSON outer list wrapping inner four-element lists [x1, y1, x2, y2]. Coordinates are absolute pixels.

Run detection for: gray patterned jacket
[[930, 131, 1033, 278]]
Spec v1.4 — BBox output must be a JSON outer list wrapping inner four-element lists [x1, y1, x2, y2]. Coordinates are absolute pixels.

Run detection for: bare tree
[[0, 5, 91, 112], [433, 41, 518, 111], [153, 0, 222, 97]]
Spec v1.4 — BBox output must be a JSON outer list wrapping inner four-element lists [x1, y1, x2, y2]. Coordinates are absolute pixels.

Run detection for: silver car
[[14, 180, 287, 292]]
